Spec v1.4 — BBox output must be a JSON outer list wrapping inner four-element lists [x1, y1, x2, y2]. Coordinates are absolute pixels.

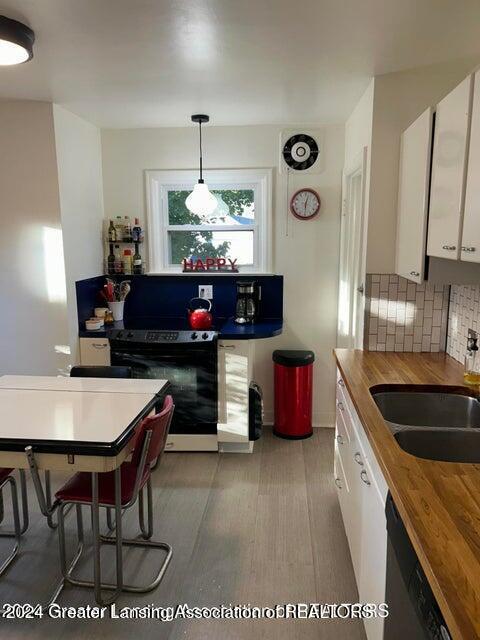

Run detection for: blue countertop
[[79, 317, 282, 340], [218, 318, 282, 339]]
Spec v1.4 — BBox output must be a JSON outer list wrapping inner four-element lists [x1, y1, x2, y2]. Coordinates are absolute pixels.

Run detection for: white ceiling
[[1, 0, 480, 128]]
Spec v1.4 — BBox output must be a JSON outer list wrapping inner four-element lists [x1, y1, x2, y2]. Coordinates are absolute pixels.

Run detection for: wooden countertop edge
[[333, 349, 480, 640]]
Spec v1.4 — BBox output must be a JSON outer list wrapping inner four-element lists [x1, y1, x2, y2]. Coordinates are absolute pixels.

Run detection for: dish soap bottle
[[464, 329, 480, 385]]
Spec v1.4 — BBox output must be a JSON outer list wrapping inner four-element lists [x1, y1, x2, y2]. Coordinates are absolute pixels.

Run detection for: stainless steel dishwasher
[[384, 493, 452, 640]]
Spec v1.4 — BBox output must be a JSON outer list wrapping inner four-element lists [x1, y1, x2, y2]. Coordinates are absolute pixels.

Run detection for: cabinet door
[[427, 75, 473, 260], [462, 70, 480, 262], [396, 108, 433, 283], [79, 338, 110, 365], [358, 460, 387, 640], [217, 341, 252, 443]]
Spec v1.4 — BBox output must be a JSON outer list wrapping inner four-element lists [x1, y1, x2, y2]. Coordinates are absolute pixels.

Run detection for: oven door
[[111, 344, 218, 435]]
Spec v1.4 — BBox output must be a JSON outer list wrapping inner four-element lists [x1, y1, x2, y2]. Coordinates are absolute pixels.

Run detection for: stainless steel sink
[[372, 390, 480, 429], [394, 428, 480, 463], [370, 386, 480, 463]]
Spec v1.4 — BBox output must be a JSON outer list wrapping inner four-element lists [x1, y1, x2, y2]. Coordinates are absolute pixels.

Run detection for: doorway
[[337, 148, 367, 349]]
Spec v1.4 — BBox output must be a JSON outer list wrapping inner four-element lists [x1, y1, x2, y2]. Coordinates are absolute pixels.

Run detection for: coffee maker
[[235, 281, 260, 324]]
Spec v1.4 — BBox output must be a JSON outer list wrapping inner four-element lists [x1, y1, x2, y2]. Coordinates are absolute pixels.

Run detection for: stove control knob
[[202, 333, 208, 340], [117, 332, 123, 339], [191, 332, 198, 340], [127, 332, 133, 338]]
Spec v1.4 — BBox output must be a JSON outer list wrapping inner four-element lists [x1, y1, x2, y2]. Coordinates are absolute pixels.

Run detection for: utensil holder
[[108, 301, 124, 322]]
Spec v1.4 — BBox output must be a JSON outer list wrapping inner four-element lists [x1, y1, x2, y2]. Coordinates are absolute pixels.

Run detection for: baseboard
[[264, 410, 334, 429], [263, 421, 334, 430]]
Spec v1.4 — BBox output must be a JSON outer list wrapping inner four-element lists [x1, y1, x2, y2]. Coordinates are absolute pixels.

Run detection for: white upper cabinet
[[396, 108, 433, 283], [427, 75, 473, 260], [461, 70, 480, 263]]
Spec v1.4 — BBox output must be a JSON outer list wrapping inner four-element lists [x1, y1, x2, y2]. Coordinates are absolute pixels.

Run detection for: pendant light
[[0, 16, 34, 66], [185, 114, 218, 218]]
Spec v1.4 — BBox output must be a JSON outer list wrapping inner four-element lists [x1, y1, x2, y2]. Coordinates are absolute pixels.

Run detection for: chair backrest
[[131, 395, 174, 468], [70, 365, 132, 379]]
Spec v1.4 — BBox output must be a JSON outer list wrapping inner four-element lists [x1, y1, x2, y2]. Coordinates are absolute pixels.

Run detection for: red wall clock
[[290, 188, 321, 220]]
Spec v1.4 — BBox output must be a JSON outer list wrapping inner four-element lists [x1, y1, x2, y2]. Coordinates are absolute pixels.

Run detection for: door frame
[[337, 147, 368, 349]]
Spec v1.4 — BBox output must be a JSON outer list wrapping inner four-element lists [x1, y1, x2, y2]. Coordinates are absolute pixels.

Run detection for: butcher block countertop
[[334, 349, 480, 640]]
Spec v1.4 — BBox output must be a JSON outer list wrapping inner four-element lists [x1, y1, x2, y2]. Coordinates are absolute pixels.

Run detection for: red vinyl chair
[[52, 395, 174, 604], [0, 468, 21, 576]]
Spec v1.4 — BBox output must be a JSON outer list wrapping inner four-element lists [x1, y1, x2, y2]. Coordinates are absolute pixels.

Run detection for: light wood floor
[[0, 428, 365, 639]]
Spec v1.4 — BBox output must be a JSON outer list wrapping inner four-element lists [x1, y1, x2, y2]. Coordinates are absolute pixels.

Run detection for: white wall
[[53, 105, 105, 364], [101, 124, 344, 427], [344, 79, 374, 170], [0, 101, 70, 375]]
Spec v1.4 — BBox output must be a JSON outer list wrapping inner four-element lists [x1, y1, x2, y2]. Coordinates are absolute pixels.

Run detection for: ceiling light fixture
[[185, 114, 217, 218], [0, 16, 34, 66]]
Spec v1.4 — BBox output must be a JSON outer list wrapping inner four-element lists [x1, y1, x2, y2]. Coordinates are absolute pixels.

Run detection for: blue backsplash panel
[[76, 274, 283, 326]]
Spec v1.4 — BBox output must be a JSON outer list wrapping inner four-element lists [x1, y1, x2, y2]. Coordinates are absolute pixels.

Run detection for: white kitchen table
[[0, 375, 169, 471], [0, 374, 169, 606], [0, 374, 164, 396]]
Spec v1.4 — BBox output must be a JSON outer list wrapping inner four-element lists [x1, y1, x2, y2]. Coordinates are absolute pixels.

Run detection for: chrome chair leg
[[45, 471, 57, 530], [18, 470, 29, 534], [47, 504, 85, 607], [0, 476, 21, 577], [62, 486, 172, 595], [138, 478, 153, 539], [53, 470, 124, 606]]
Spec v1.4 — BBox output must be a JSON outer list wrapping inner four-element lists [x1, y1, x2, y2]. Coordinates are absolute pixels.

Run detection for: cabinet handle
[[338, 378, 345, 387], [354, 452, 364, 466], [336, 434, 344, 445], [334, 477, 342, 489], [461, 246, 476, 252], [410, 271, 420, 277], [337, 401, 344, 411], [442, 245, 456, 251], [219, 344, 236, 350], [92, 343, 108, 349], [360, 469, 371, 485]]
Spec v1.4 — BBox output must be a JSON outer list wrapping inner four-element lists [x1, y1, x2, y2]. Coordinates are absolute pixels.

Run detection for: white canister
[[108, 301, 125, 322]]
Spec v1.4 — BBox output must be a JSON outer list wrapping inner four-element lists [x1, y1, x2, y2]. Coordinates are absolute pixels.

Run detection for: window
[[146, 169, 272, 273]]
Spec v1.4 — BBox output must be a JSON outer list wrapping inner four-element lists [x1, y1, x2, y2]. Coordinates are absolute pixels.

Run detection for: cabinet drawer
[[79, 338, 111, 366], [334, 442, 349, 493], [335, 398, 351, 445]]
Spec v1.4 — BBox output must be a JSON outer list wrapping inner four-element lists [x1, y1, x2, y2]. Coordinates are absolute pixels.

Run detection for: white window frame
[[145, 168, 272, 274]]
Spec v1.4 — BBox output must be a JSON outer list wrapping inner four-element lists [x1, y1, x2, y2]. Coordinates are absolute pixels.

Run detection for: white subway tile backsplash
[[447, 285, 480, 364], [365, 274, 449, 353]]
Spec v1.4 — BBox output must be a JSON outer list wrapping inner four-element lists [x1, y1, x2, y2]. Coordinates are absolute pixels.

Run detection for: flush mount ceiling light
[[185, 114, 218, 219], [0, 16, 34, 66]]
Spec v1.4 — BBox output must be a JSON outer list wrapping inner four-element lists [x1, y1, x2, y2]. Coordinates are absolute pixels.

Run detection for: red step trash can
[[273, 350, 315, 439]]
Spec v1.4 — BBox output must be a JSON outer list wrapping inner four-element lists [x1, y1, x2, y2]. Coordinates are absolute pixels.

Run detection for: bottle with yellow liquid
[[464, 329, 480, 385]]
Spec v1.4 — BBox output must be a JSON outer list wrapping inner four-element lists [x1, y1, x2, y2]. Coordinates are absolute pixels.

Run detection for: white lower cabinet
[[334, 371, 388, 640], [217, 339, 254, 452], [79, 337, 110, 365]]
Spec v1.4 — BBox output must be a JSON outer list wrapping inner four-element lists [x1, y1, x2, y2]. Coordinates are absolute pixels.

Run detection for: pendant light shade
[[0, 16, 34, 66], [185, 182, 218, 217], [186, 114, 217, 219]]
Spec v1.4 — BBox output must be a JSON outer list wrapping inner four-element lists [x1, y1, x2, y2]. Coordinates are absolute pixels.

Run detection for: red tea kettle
[[188, 297, 213, 330]]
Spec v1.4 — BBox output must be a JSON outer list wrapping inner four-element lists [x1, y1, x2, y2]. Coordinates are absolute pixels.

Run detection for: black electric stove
[[109, 323, 218, 436]]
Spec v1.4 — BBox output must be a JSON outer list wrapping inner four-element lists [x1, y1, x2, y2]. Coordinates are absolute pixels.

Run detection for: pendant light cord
[[198, 121, 204, 183]]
